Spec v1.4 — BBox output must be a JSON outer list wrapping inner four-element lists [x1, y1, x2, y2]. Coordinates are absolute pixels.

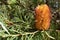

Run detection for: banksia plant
[[0, 0, 59, 40]]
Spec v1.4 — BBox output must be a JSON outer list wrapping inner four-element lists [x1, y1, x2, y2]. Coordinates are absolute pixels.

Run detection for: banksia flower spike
[[35, 4, 51, 30]]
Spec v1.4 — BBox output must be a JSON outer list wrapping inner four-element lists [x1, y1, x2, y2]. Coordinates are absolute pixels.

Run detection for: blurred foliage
[[0, 0, 59, 40]]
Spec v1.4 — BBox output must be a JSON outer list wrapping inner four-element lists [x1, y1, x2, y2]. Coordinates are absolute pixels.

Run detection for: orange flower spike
[[35, 4, 51, 30]]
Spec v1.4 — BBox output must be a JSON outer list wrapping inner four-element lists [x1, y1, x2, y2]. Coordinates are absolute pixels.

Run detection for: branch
[[0, 31, 39, 38]]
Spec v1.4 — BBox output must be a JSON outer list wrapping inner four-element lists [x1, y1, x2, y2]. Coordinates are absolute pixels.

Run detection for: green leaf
[[7, 0, 16, 4]]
